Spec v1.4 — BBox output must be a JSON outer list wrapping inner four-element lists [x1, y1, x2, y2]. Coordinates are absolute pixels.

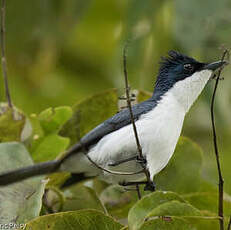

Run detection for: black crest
[[152, 50, 204, 99], [159, 50, 198, 73]]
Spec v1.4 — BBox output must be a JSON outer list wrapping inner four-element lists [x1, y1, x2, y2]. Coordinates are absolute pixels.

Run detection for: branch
[[123, 44, 153, 188], [210, 49, 229, 230], [228, 216, 231, 230], [0, 0, 12, 107]]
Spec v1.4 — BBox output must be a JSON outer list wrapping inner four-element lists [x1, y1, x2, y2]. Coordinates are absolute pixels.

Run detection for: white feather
[[61, 70, 212, 184]]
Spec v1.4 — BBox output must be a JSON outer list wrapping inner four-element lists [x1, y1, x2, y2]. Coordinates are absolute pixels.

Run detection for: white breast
[[140, 91, 185, 179]]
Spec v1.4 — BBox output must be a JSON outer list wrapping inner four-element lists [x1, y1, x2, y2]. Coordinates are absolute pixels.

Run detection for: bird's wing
[[80, 99, 156, 148]]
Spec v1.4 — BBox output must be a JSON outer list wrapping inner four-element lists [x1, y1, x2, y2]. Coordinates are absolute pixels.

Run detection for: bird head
[[153, 50, 227, 112]]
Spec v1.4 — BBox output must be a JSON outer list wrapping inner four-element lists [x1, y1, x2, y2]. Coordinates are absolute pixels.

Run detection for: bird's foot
[[144, 180, 156, 192], [119, 180, 156, 192]]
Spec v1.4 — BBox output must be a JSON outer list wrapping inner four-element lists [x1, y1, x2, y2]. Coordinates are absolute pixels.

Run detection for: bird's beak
[[202, 61, 228, 71]]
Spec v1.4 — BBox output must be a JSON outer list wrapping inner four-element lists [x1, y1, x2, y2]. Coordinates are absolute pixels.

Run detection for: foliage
[[24, 210, 123, 230], [0, 103, 25, 142], [0, 89, 230, 229], [0, 1, 231, 228], [0, 142, 46, 224]]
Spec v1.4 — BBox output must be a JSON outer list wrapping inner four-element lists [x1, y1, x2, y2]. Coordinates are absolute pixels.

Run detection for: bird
[[0, 50, 227, 191]]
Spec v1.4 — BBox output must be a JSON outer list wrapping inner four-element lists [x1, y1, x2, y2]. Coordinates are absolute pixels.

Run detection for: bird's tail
[[0, 160, 61, 186]]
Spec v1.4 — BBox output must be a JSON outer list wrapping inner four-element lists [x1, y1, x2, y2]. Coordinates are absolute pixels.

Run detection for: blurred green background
[[0, 0, 231, 192]]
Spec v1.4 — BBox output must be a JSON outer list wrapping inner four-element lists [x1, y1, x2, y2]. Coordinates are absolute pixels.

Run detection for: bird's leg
[[119, 180, 156, 192]]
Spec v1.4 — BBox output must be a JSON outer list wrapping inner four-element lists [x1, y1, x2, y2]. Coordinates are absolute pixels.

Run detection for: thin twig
[[210, 49, 229, 230], [227, 216, 231, 230], [136, 184, 141, 200], [123, 44, 153, 189], [0, 0, 12, 107]]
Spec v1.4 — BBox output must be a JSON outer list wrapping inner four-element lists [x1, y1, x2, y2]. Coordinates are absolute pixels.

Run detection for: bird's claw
[[144, 181, 156, 192]]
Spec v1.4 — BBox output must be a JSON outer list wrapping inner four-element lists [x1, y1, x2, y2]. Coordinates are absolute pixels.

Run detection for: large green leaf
[[0, 142, 46, 224], [139, 217, 192, 230], [59, 89, 118, 145], [132, 197, 220, 230], [155, 137, 204, 193], [139, 212, 221, 230], [0, 104, 26, 143], [147, 200, 201, 218], [128, 191, 186, 230], [25, 210, 123, 230]]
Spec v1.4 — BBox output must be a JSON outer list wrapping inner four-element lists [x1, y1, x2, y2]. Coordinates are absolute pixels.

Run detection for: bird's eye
[[183, 63, 194, 72]]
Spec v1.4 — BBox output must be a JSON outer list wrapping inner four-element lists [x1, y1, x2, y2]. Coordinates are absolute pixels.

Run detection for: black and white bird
[[0, 51, 227, 190]]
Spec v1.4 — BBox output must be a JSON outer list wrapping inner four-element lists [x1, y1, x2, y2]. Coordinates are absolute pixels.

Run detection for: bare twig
[[0, 0, 12, 107], [210, 49, 229, 230], [123, 44, 153, 190], [136, 184, 141, 200], [227, 216, 231, 230]]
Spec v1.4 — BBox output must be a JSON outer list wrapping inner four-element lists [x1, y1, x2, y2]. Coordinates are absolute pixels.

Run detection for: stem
[[136, 184, 141, 200], [210, 49, 228, 230], [0, 0, 12, 107], [227, 216, 231, 230], [123, 44, 153, 189]]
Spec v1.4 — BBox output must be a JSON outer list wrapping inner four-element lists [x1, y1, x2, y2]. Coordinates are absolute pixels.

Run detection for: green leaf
[[39, 106, 73, 134], [93, 178, 109, 196], [155, 136, 203, 193], [147, 200, 201, 218], [185, 212, 220, 230], [62, 184, 106, 213], [27, 113, 44, 152], [128, 191, 186, 230], [31, 134, 70, 162], [59, 89, 118, 145], [120, 227, 128, 230], [25, 210, 123, 230], [137, 90, 152, 103], [28, 106, 72, 162], [183, 192, 231, 216], [139, 217, 192, 230], [100, 185, 138, 219], [0, 142, 46, 224], [0, 104, 26, 142], [46, 172, 71, 187]]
